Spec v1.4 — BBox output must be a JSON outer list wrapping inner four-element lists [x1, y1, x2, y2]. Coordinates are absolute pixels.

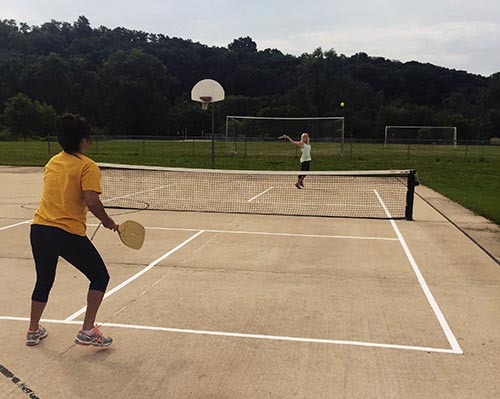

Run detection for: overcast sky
[[2, 0, 499, 77]]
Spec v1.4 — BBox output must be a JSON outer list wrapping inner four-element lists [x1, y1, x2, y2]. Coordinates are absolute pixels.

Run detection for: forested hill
[[1, 16, 499, 139]]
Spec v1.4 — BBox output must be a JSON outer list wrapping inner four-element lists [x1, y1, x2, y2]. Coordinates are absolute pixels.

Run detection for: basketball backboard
[[191, 79, 225, 109]]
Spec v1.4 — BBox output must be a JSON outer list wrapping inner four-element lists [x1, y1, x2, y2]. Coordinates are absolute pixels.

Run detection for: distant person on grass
[[282, 132, 311, 189], [27, 113, 118, 347]]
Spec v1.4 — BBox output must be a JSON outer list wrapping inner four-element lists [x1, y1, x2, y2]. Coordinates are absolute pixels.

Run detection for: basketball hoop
[[200, 96, 212, 110]]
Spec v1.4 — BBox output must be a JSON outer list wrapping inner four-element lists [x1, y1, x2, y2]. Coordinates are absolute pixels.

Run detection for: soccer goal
[[384, 126, 457, 147], [225, 115, 345, 153]]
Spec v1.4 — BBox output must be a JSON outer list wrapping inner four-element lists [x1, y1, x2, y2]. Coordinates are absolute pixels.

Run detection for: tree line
[[1, 16, 499, 141]]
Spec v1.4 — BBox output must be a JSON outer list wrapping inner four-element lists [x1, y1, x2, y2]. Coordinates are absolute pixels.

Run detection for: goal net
[[226, 115, 345, 146], [384, 126, 457, 147]]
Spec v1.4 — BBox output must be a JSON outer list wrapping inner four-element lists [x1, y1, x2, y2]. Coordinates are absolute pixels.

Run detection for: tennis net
[[99, 163, 417, 220]]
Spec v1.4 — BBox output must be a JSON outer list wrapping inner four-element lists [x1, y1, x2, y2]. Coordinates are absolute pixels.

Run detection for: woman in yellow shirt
[[27, 114, 118, 347]]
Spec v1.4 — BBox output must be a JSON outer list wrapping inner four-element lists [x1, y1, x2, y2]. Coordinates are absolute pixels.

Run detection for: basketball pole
[[211, 102, 215, 169]]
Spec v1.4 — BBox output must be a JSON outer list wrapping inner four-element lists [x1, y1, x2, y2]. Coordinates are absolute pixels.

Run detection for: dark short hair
[[57, 113, 91, 153]]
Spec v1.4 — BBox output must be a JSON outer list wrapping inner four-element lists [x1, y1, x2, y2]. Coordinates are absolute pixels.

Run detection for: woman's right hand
[[103, 216, 119, 232]]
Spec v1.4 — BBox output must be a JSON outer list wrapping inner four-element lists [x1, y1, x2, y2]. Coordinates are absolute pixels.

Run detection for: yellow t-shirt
[[33, 151, 102, 236]]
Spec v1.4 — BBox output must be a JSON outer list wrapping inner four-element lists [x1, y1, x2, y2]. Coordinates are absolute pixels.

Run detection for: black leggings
[[299, 161, 310, 180], [30, 224, 110, 302]]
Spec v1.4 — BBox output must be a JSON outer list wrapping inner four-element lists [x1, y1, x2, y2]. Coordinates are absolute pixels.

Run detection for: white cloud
[[256, 19, 500, 76]]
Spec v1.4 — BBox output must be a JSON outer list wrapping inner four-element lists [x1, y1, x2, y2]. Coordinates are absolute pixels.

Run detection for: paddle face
[[118, 220, 145, 250]]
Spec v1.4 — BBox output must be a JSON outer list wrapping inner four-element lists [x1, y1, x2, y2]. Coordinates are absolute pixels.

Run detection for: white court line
[[374, 189, 463, 355], [64, 230, 205, 322], [0, 219, 31, 231], [102, 183, 176, 203], [247, 187, 274, 202], [87, 224, 398, 242], [0, 316, 459, 354]]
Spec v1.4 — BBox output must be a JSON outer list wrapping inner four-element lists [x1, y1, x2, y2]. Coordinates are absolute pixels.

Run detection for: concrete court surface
[[0, 166, 499, 399]]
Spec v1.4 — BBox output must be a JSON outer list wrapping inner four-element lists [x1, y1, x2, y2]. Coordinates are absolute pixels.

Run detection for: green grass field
[[1, 139, 499, 224]]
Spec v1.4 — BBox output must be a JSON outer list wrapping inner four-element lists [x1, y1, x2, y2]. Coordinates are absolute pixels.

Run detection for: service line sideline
[[247, 187, 274, 202], [0, 218, 396, 242], [87, 224, 398, 242], [0, 220, 31, 231], [374, 189, 463, 355], [101, 183, 176, 203], [64, 230, 205, 322], [0, 219, 395, 242], [0, 316, 459, 355]]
